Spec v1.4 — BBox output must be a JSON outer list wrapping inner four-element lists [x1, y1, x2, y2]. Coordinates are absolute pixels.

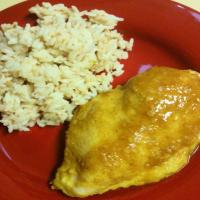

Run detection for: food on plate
[[0, 2, 133, 132], [52, 67, 200, 197]]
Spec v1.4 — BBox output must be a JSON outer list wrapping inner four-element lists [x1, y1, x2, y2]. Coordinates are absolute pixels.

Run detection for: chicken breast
[[52, 67, 200, 197]]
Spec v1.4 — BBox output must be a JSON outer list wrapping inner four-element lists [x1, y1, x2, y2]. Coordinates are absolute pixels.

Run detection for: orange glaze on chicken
[[52, 67, 200, 197]]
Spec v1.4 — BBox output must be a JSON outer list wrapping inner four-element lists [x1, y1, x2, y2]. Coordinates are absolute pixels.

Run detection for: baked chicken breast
[[52, 67, 200, 197]]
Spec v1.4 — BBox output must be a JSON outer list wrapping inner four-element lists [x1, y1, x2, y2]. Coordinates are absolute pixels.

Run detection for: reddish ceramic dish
[[0, 0, 200, 200]]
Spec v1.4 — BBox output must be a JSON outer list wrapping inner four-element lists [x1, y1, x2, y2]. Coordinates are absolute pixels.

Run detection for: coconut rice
[[0, 2, 133, 132]]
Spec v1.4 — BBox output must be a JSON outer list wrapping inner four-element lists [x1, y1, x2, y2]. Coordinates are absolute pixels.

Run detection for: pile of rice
[[0, 2, 133, 132]]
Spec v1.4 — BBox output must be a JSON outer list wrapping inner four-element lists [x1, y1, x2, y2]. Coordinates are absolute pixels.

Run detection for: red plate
[[0, 0, 200, 199]]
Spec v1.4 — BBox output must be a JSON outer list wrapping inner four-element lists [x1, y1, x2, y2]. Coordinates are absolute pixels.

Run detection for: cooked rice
[[0, 2, 133, 132]]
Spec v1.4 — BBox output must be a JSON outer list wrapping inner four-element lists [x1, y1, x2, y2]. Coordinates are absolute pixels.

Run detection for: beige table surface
[[0, 0, 200, 12]]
